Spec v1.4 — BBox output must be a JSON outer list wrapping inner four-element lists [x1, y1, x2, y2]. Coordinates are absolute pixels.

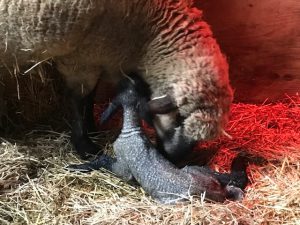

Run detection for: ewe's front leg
[[56, 60, 102, 158], [69, 89, 100, 158]]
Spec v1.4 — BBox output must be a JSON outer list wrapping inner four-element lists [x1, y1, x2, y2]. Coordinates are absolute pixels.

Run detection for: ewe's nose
[[156, 125, 196, 164]]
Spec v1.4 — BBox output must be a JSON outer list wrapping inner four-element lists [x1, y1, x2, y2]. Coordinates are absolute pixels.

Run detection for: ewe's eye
[[176, 114, 185, 125]]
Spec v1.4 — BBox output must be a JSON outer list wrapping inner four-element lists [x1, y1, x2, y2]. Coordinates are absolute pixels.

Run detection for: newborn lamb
[[67, 75, 248, 204]]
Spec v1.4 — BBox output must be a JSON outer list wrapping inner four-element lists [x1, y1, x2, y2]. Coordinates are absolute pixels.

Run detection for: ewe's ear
[[148, 95, 177, 114]]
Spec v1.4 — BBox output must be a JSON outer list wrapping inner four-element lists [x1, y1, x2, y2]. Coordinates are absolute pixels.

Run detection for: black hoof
[[72, 136, 102, 158], [65, 163, 94, 173], [66, 155, 115, 173]]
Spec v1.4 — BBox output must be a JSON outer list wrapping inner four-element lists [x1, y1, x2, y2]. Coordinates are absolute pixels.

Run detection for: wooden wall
[[196, 0, 300, 102]]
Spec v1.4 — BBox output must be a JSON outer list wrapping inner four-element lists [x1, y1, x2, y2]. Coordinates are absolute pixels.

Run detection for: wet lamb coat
[[67, 76, 244, 204], [0, 0, 233, 153]]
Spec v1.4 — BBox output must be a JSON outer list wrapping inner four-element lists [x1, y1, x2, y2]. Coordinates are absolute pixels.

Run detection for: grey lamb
[[0, 0, 233, 162], [67, 75, 247, 204]]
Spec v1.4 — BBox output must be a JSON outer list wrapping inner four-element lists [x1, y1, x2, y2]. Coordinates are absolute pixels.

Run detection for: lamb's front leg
[[66, 155, 134, 182]]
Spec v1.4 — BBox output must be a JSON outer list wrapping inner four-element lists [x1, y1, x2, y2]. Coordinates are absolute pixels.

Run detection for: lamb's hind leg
[[182, 166, 244, 201], [66, 155, 134, 182], [184, 153, 249, 190]]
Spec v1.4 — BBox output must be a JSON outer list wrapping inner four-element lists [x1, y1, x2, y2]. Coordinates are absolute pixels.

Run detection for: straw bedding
[[0, 90, 299, 224]]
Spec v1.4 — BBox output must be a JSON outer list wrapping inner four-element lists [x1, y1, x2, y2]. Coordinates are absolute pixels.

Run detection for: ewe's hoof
[[72, 136, 101, 158]]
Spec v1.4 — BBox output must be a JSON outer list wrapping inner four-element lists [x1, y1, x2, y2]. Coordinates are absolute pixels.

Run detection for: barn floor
[[0, 96, 299, 225]]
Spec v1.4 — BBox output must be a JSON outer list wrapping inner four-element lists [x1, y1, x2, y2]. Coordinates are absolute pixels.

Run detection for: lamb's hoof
[[65, 163, 95, 173], [225, 185, 244, 201], [72, 136, 101, 159], [66, 155, 115, 173]]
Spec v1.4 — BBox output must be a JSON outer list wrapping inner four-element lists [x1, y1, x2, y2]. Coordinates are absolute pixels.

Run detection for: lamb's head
[[100, 74, 152, 124], [118, 75, 151, 106]]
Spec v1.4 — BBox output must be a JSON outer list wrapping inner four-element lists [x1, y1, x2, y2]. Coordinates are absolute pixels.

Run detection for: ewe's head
[[147, 53, 233, 163]]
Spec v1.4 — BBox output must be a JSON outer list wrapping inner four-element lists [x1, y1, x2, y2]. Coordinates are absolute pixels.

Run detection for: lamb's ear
[[138, 98, 154, 126], [100, 99, 120, 124], [148, 95, 177, 114]]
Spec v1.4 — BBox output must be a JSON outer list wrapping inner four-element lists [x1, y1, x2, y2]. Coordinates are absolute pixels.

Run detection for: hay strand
[[0, 96, 299, 224]]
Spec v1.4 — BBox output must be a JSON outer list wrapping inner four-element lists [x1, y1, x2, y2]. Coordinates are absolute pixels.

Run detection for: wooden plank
[[196, 0, 300, 102]]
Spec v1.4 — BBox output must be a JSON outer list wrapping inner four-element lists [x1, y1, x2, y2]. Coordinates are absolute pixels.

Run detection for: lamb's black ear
[[148, 95, 177, 114], [100, 99, 120, 124], [229, 152, 250, 190], [138, 97, 154, 126]]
